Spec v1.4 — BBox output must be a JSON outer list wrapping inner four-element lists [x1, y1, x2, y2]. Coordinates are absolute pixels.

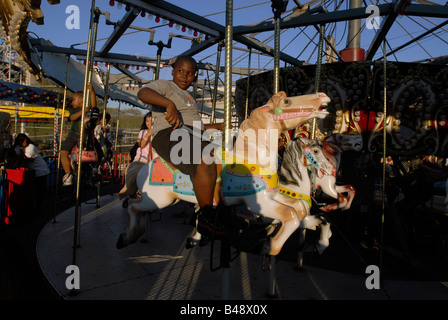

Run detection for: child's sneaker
[[62, 172, 75, 187]]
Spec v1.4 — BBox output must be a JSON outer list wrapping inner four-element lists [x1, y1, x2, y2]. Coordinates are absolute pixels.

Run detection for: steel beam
[[364, 0, 410, 61], [99, 7, 141, 56]]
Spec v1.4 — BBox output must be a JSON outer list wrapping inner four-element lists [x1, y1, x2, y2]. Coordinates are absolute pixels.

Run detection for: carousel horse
[[117, 91, 331, 256], [284, 134, 361, 262]]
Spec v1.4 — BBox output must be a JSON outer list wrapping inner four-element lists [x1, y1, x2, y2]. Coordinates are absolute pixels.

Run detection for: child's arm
[[138, 129, 152, 149], [69, 108, 84, 122], [87, 83, 96, 108], [138, 87, 181, 129], [205, 122, 226, 131]]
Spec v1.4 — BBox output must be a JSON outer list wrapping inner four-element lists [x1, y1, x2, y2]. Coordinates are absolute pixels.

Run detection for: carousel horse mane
[[279, 138, 305, 186]]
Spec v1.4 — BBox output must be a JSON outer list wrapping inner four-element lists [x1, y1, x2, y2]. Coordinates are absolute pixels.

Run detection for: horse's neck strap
[[277, 186, 312, 208], [302, 150, 333, 178]]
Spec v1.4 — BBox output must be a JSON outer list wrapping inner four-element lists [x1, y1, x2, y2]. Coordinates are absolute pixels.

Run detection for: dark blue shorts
[[152, 126, 213, 177], [61, 132, 80, 152]]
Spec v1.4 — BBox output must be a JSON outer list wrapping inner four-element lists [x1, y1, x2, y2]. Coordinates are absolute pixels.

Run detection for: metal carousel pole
[[210, 42, 223, 124], [53, 54, 71, 223], [72, 1, 100, 275], [220, 0, 234, 301], [267, 0, 289, 299], [244, 47, 252, 120], [310, 24, 325, 140]]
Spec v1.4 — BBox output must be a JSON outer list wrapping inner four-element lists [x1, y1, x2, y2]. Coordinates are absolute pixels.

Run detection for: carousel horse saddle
[[148, 157, 195, 196], [148, 155, 278, 198], [70, 145, 98, 163], [221, 155, 278, 197]]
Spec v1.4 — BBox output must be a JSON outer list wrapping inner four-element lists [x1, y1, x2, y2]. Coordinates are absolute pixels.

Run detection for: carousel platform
[[36, 193, 448, 301]]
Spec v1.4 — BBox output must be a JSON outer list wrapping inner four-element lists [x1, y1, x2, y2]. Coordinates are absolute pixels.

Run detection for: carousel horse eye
[[283, 98, 290, 105]]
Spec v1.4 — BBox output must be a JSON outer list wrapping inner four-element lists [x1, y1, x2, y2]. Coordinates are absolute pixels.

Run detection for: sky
[[26, 0, 448, 110]]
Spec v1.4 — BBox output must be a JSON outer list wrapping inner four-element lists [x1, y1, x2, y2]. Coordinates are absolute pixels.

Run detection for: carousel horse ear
[[266, 91, 287, 109], [298, 137, 311, 146]]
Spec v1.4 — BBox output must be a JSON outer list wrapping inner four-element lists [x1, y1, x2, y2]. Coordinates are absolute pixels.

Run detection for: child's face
[[172, 60, 196, 90], [145, 116, 152, 128], [71, 93, 83, 109]]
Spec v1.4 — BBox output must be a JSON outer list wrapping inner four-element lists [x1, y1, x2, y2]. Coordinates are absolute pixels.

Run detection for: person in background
[[60, 83, 97, 186], [119, 112, 157, 204], [13, 133, 50, 211], [95, 112, 112, 153], [133, 111, 156, 163]]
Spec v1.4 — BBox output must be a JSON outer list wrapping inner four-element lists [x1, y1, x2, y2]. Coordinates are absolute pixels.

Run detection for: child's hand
[[165, 103, 181, 129]]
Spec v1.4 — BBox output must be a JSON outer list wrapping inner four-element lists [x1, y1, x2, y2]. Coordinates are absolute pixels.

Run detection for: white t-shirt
[[142, 80, 204, 135], [22, 144, 50, 177]]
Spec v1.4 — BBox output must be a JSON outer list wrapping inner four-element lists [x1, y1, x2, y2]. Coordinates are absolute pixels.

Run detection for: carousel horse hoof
[[185, 237, 200, 249], [122, 198, 129, 208], [116, 233, 128, 249], [315, 240, 330, 255]]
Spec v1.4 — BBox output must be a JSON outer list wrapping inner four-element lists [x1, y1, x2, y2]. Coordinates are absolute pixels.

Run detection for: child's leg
[[192, 160, 217, 208], [60, 150, 71, 174], [60, 132, 79, 174]]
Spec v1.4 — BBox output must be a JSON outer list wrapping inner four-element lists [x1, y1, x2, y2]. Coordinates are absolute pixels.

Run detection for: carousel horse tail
[[118, 161, 146, 200]]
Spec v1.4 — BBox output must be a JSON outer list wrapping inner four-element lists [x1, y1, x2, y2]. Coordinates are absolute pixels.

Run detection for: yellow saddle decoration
[[223, 153, 278, 190]]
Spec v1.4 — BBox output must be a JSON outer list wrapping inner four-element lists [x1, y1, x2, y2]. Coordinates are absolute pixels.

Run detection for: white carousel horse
[[117, 91, 330, 256], [282, 134, 361, 263]]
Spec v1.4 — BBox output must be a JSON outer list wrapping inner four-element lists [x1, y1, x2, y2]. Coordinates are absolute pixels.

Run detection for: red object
[[3, 168, 35, 225], [340, 48, 365, 62], [114, 153, 130, 184]]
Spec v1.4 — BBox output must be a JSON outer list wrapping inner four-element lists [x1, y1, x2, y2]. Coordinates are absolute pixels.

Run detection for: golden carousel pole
[[244, 47, 252, 120], [310, 24, 325, 139], [211, 42, 223, 124], [72, 1, 100, 276], [101, 63, 111, 127], [220, 0, 233, 301], [379, 40, 387, 279], [53, 54, 71, 223]]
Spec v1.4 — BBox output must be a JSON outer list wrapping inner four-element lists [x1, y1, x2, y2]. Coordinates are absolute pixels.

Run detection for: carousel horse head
[[280, 137, 334, 188], [240, 91, 330, 132]]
